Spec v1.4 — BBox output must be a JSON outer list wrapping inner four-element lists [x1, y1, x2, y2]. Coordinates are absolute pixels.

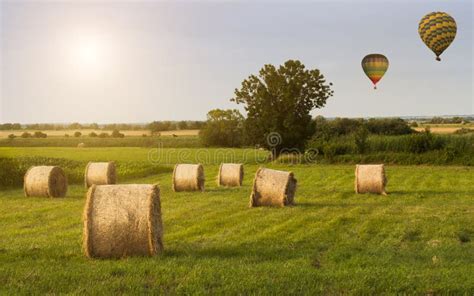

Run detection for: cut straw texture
[[24, 166, 68, 198], [172, 164, 205, 192], [218, 163, 244, 187], [354, 164, 387, 195], [83, 184, 163, 259], [249, 167, 297, 207], [84, 162, 117, 188]]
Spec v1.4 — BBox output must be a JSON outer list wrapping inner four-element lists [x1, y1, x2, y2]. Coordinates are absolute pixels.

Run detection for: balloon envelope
[[418, 12, 456, 61], [361, 54, 389, 89]]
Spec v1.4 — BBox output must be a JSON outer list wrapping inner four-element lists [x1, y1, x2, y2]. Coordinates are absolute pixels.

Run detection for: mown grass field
[[1, 147, 473, 294], [0, 135, 201, 148]]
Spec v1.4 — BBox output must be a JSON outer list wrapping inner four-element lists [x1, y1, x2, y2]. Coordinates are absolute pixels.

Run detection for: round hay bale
[[24, 166, 68, 198], [354, 164, 387, 195], [249, 167, 297, 207], [77, 142, 86, 148], [172, 164, 205, 192], [83, 184, 163, 259], [218, 163, 244, 187], [84, 162, 117, 188]]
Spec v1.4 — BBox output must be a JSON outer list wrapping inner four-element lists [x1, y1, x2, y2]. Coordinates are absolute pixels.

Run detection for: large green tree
[[231, 60, 333, 158], [199, 109, 244, 147]]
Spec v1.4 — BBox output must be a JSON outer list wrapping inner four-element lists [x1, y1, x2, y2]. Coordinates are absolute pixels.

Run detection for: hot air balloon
[[418, 12, 457, 61], [361, 54, 389, 90]]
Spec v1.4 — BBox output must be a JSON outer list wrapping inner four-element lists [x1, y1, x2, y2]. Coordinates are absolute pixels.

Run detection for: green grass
[[0, 135, 201, 148], [0, 147, 473, 294]]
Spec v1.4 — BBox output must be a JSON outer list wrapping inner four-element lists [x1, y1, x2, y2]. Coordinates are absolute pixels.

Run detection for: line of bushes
[[305, 132, 474, 165], [8, 131, 48, 139]]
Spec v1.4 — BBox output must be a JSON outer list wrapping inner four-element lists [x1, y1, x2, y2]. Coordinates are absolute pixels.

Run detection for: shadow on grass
[[203, 187, 248, 194]]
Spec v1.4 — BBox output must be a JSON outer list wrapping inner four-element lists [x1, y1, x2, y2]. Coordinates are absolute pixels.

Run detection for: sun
[[70, 37, 105, 71], [77, 42, 100, 64]]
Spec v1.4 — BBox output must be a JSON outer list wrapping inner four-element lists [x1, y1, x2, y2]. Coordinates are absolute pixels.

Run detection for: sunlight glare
[[70, 36, 106, 73]]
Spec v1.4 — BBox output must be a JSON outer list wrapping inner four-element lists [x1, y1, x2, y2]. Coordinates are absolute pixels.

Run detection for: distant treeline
[[426, 116, 471, 124], [1, 116, 471, 131], [0, 121, 206, 131], [312, 116, 413, 139], [199, 115, 417, 148]]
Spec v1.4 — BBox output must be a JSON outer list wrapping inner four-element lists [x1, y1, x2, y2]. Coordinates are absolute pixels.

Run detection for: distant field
[[0, 147, 473, 294], [414, 123, 474, 134], [414, 127, 466, 134], [0, 129, 199, 138]]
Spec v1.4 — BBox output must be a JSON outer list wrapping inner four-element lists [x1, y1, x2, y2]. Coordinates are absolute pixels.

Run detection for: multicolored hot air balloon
[[361, 54, 389, 90], [418, 12, 457, 61]]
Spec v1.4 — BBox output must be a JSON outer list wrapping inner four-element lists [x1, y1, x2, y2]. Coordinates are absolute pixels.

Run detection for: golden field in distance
[[414, 123, 474, 134], [0, 129, 200, 138]]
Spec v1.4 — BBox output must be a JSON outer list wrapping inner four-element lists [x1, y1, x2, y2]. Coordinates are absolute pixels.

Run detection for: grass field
[[1, 147, 473, 294], [0, 135, 202, 148]]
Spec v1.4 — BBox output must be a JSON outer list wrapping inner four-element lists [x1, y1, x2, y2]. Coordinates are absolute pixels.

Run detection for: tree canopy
[[199, 109, 244, 147], [232, 60, 333, 157]]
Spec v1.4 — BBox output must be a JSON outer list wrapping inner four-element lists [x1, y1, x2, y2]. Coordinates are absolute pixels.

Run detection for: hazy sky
[[0, 0, 472, 123]]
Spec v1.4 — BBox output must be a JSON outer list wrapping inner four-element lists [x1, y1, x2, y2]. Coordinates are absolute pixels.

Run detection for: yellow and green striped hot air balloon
[[418, 12, 457, 61], [361, 54, 389, 90]]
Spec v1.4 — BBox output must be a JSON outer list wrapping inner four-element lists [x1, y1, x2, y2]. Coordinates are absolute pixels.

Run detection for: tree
[[354, 126, 369, 154], [74, 131, 82, 137], [70, 122, 82, 129], [199, 109, 244, 147], [0, 123, 12, 130], [366, 118, 412, 135], [111, 129, 125, 138], [21, 132, 31, 138], [178, 121, 188, 130], [147, 121, 173, 135], [232, 60, 333, 158], [33, 131, 47, 138], [148, 121, 160, 136], [12, 123, 21, 130], [89, 123, 99, 129]]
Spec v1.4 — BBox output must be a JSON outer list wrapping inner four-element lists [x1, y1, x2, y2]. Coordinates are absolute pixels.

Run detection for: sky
[[0, 0, 472, 123]]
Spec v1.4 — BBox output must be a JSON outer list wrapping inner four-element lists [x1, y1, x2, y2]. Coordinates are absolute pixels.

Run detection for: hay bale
[[77, 142, 86, 148], [24, 166, 68, 197], [249, 167, 297, 207], [218, 163, 244, 187], [172, 164, 205, 192], [354, 164, 387, 195], [84, 162, 117, 188], [83, 184, 163, 259]]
